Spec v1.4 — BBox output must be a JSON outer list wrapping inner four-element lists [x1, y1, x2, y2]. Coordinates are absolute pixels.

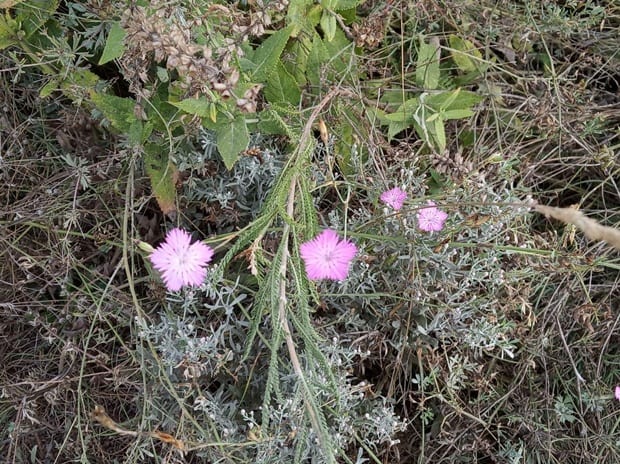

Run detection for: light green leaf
[[263, 61, 301, 106], [416, 37, 440, 89], [432, 117, 446, 151], [332, 0, 363, 10], [426, 89, 482, 111], [98, 21, 125, 65], [216, 115, 249, 170], [320, 11, 337, 42], [449, 35, 484, 73], [307, 33, 329, 86], [144, 144, 177, 216], [90, 92, 136, 132], [39, 79, 58, 98], [441, 108, 475, 120], [0, 13, 18, 50], [252, 25, 293, 81], [170, 97, 211, 118]]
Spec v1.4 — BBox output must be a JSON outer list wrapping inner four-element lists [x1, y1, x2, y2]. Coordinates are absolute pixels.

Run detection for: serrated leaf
[[320, 11, 337, 42], [307, 33, 329, 86], [216, 115, 249, 170], [416, 37, 440, 89], [170, 97, 211, 118], [144, 144, 177, 216], [263, 61, 301, 106], [90, 92, 136, 131], [449, 35, 483, 73], [98, 21, 125, 65], [252, 25, 293, 82]]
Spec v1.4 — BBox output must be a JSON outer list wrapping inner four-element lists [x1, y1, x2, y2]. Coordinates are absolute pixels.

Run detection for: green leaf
[[263, 61, 301, 106], [432, 117, 446, 151], [252, 25, 293, 82], [332, 0, 363, 10], [449, 35, 484, 74], [320, 11, 337, 42], [426, 89, 482, 111], [39, 79, 58, 98], [170, 97, 211, 118], [0, 13, 18, 50], [216, 115, 249, 170], [98, 21, 125, 65], [441, 108, 475, 120], [144, 144, 177, 216], [287, 0, 318, 37], [307, 33, 329, 86], [416, 37, 440, 89], [90, 92, 136, 131]]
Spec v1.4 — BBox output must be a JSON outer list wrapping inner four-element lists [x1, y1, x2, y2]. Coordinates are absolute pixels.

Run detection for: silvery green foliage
[[319, 161, 531, 404], [173, 130, 285, 230]]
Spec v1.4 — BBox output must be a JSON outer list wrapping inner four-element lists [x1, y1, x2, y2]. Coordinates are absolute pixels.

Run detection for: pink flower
[[615, 386, 620, 401], [300, 229, 357, 281], [417, 201, 448, 232], [380, 187, 408, 211], [150, 228, 214, 291]]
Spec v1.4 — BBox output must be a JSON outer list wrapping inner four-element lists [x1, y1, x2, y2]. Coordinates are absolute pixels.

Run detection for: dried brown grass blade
[[534, 204, 620, 250]]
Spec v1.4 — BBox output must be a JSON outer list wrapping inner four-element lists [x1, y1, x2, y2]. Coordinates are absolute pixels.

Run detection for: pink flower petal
[[416, 201, 448, 232], [300, 229, 357, 281], [380, 187, 408, 211], [150, 228, 214, 291], [615, 385, 620, 401]]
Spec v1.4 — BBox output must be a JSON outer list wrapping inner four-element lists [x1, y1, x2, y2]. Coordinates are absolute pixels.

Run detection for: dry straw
[[535, 203, 620, 250]]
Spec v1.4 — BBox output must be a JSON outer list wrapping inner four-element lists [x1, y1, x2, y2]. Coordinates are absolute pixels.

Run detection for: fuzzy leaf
[[144, 144, 177, 216], [216, 115, 249, 170], [320, 11, 337, 42], [90, 92, 136, 131], [0, 13, 17, 49], [416, 37, 440, 89], [170, 97, 211, 118], [449, 35, 484, 73], [252, 25, 294, 81], [263, 61, 301, 105], [98, 21, 125, 65]]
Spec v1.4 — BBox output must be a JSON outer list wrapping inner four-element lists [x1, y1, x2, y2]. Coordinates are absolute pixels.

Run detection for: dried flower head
[[417, 201, 448, 232], [380, 187, 408, 211], [300, 229, 357, 281], [150, 228, 214, 291]]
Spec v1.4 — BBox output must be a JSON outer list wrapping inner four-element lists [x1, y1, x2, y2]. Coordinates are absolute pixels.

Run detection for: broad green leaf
[[252, 25, 293, 81], [332, 0, 363, 10], [287, 0, 319, 37], [449, 35, 484, 73], [441, 108, 475, 120], [321, 28, 355, 75], [98, 21, 126, 65], [416, 37, 440, 89], [432, 117, 446, 151], [144, 144, 177, 216], [426, 89, 482, 111], [307, 33, 329, 86], [216, 115, 249, 170], [0, 13, 18, 49], [387, 120, 410, 140], [170, 97, 211, 118], [264, 61, 301, 106], [320, 11, 337, 42], [90, 92, 136, 131]]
